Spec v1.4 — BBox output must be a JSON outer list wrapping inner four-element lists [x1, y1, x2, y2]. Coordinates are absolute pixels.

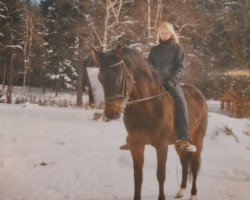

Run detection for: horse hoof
[[175, 188, 186, 198], [189, 195, 198, 200]]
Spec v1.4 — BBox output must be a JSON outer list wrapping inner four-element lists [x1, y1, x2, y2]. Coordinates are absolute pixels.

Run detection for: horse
[[91, 45, 208, 200]]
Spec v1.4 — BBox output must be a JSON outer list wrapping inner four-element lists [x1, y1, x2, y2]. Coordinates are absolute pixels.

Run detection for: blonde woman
[[119, 22, 196, 152], [148, 22, 196, 152]]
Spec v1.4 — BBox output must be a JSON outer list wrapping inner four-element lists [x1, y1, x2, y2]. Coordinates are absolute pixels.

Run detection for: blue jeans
[[170, 85, 190, 140]]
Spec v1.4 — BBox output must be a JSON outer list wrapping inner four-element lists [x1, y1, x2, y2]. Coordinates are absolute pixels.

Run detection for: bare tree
[[22, 4, 34, 96], [147, 0, 152, 39], [144, 0, 162, 41], [92, 0, 123, 51], [66, 0, 95, 106], [7, 31, 15, 104], [103, 0, 122, 51], [154, 0, 162, 40]]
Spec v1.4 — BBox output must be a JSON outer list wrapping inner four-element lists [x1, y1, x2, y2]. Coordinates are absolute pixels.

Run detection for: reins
[[126, 90, 171, 105]]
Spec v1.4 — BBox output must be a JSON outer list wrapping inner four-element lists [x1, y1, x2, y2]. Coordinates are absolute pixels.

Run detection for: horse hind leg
[[175, 152, 201, 200], [188, 152, 201, 200], [175, 152, 191, 198], [188, 117, 206, 200]]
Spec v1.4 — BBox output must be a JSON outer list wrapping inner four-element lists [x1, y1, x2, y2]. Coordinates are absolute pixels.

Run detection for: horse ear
[[91, 46, 101, 64], [115, 44, 123, 60]]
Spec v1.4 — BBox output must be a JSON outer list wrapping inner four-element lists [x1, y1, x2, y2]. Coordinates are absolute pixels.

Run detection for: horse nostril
[[108, 113, 116, 119]]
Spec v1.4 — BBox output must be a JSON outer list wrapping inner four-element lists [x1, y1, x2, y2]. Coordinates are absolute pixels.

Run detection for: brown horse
[[91, 45, 208, 200]]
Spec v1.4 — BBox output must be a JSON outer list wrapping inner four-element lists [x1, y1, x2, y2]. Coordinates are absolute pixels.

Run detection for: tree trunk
[[6, 86, 12, 104], [83, 64, 95, 105], [55, 79, 59, 97], [102, 0, 123, 51], [76, 64, 83, 107], [7, 50, 14, 104], [2, 57, 7, 89], [22, 5, 34, 96], [154, 0, 162, 39], [88, 86, 94, 106], [103, 0, 109, 51], [6, 30, 15, 104], [147, 0, 151, 39]]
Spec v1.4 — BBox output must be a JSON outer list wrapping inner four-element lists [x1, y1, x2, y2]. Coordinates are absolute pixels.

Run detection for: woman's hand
[[163, 80, 176, 91]]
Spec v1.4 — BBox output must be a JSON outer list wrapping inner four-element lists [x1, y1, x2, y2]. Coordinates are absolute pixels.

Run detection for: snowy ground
[[0, 103, 249, 200]]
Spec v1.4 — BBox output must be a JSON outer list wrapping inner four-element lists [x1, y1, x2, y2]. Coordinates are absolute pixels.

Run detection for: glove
[[163, 80, 176, 91]]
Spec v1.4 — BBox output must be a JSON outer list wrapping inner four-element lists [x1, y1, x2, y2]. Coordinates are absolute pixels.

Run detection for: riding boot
[[170, 85, 197, 152]]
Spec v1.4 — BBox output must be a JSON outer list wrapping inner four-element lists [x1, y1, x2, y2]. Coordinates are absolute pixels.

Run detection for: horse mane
[[123, 47, 163, 86]]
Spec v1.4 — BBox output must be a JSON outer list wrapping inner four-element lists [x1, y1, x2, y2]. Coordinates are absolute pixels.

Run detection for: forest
[[0, 0, 249, 106]]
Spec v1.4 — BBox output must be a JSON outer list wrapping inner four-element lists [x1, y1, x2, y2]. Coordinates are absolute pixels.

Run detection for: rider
[[148, 22, 196, 152], [120, 22, 196, 152]]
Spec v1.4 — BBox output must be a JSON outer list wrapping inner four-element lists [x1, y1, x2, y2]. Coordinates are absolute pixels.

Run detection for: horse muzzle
[[102, 111, 121, 122], [103, 101, 123, 122]]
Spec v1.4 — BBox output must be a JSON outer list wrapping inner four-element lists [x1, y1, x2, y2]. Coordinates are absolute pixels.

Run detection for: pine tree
[[0, 0, 24, 102], [40, 0, 79, 96]]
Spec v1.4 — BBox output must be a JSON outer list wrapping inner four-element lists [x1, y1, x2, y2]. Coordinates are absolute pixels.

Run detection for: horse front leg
[[155, 141, 168, 200], [129, 142, 145, 200]]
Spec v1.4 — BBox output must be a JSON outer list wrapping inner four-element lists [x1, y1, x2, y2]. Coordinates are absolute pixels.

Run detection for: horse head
[[91, 45, 134, 121]]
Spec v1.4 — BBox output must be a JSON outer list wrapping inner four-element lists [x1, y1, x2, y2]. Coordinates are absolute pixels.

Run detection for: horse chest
[[123, 105, 164, 134]]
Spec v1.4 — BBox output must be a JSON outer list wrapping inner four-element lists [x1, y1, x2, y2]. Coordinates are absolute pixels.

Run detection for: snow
[[0, 13, 6, 19], [87, 67, 104, 103], [63, 59, 72, 67], [128, 43, 144, 52], [62, 74, 71, 82], [65, 83, 75, 90], [0, 102, 249, 200], [122, 20, 138, 25], [47, 74, 59, 80], [2, 45, 23, 50], [42, 42, 49, 47]]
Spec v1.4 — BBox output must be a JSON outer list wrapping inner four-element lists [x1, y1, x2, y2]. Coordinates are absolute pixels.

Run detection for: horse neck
[[129, 70, 164, 99], [125, 67, 174, 131]]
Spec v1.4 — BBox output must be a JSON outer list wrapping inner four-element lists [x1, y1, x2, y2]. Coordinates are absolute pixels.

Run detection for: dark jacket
[[148, 39, 185, 84]]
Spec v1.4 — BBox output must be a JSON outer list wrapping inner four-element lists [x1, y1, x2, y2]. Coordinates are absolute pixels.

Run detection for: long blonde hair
[[156, 22, 179, 44]]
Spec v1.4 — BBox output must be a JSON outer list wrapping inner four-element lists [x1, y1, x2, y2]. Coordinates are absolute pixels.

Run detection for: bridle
[[105, 60, 129, 102], [104, 60, 129, 111], [104, 59, 172, 110]]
